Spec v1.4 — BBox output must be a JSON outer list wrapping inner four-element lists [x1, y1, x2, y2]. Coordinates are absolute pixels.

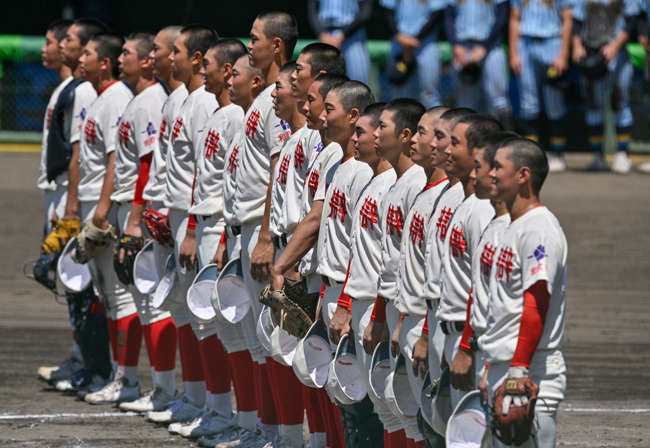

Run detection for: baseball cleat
[[261, 436, 300, 448], [201, 426, 267, 448], [54, 379, 74, 392], [147, 394, 202, 424], [611, 151, 631, 174], [547, 153, 566, 173], [584, 153, 609, 172], [179, 409, 236, 438], [41, 355, 84, 383], [84, 376, 140, 404], [119, 387, 176, 413], [638, 161, 650, 173]]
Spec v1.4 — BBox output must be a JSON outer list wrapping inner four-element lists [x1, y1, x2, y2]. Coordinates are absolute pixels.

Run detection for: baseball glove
[[71, 221, 116, 264], [142, 208, 174, 247], [42, 218, 82, 254], [491, 376, 539, 446], [113, 234, 145, 285], [259, 277, 320, 339]]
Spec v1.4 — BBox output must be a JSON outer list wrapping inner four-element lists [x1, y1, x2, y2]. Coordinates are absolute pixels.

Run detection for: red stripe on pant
[[117, 313, 142, 366], [199, 334, 231, 394], [177, 324, 204, 382], [229, 350, 256, 412]]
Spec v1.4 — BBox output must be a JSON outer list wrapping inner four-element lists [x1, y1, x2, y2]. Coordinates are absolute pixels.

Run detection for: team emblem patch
[[530, 245, 546, 261]]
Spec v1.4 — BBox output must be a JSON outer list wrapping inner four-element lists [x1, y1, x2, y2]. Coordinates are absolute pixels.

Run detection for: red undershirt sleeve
[[132, 152, 152, 206], [219, 232, 227, 246], [422, 310, 429, 335], [337, 260, 352, 310], [459, 289, 475, 353], [370, 295, 387, 323], [511, 280, 550, 368], [187, 170, 198, 230]]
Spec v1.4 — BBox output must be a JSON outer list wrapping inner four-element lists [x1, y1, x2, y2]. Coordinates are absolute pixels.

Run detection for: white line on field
[[0, 412, 139, 420], [562, 408, 650, 413]]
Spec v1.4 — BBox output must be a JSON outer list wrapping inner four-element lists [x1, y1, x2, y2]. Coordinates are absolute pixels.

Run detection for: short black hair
[[439, 107, 477, 130], [300, 43, 347, 77], [127, 31, 155, 59], [181, 24, 219, 56], [160, 26, 183, 48], [384, 98, 426, 137], [89, 32, 124, 79], [208, 38, 248, 67], [329, 81, 375, 114], [425, 106, 449, 121], [74, 18, 108, 46], [502, 138, 549, 194], [459, 114, 505, 151], [314, 73, 349, 100], [480, 131, 520, 166], [236, 53, 264, 82], [279, 60, 298, 75], [256, 10, 299, 59], [48, 19, 73, 42], [361, 102, 386, 128]]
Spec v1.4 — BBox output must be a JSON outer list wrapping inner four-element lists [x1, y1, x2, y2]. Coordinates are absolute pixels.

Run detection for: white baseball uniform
[[164, 85, 218, 340], [111, 81, 169, 327], [345, 168, 401, 433], [421, 181, 464, 378], [142, 84, 188, 202], [298, 141, 343, 293], [317, 156, 373, 342], [437, 193, 494, 408], [77, 80, 135, 321]]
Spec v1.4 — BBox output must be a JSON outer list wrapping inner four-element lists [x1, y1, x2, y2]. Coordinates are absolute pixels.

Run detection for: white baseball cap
[[367, 340, 392, 406], [326, 333, 367, 405], [384, 353, 419, 418], [57, 236, 91, 293], [133, 240, 158, 294], [152, 254, 184, 311], [187, 263, 218, 323], [431, 367, 453, 437], [270, 323, 300, 367], [446, 390, 490, 448], [212, 258, 250, 324], [292, 319, 332, 388], [256, 305, 275, 353]]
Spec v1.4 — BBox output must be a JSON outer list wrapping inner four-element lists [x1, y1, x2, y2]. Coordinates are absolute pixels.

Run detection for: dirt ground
[[0, 151, 648, 447]]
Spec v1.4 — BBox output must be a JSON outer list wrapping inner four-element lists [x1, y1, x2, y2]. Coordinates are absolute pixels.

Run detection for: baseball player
[[200, 54, 272, 448], [436, 114, 503, 409], [445, 0, 514, 129], [380, 0, 448, 107], [572, 0, 640, 173], [133, 26, 189, 415], [292, 43, 347, 104], [362, 98, 427, 447], [157, 25, 229, 431], [478, 138, 567, 448], [449, 131, 518, 394], [40, 19, 105, 386], [69, 32, 139, 404], [307, 0, 372, 82], [35, 18, 77, 382], [389, 106, 450, 445], [108, 32, 179, 413], [509, 0, 573, 173]]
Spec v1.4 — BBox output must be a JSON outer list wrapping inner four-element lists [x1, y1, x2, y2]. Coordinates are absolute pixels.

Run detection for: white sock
[[312, 432, 327, 448], [120, 365, 138, 385], [185, 380, 207, 408], [155, 369, 176, 397], [280, 424, 304, 448], [238, 410, 257, 432], [150, 367, 156, 389], [259, 422, 278, 441], [211, 392, 233, 417]]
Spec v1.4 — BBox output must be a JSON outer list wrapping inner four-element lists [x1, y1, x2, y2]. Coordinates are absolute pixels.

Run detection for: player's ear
[[400, 127, 414, 144], [251, 74, 263, 90], [272, 37, 283, 57], [99, 57, 111, 74], [141, 54, 153, 70], [517, 166, 531, 187], [221, 62, 233, 78], [349, 107, 360, 125], [190, 51, 203, 68]]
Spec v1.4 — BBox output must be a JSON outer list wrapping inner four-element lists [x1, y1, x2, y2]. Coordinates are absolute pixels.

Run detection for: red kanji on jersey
[[386, 205, 404, 237], [328, 188, 347, 223], [171, 118, 183, 143], [409, 213, 425, 248], [227, 145, 239, 174], [308, 170, 319, 198], [449, 225, 466, 258], [277, 154, 290, 184], [294, 141, 304, 169], [496, 246, 514, 282], [204, 130, 220, 159], [246, 109, 261, 138], [359, 197, 378, 230], [46, 108, 53, 130], [84, 119, 97, 144], [118, 120, 130, 147], [480, 242, 496, 276], [159, 117, 167, 140], [436, 207, 454, 239]]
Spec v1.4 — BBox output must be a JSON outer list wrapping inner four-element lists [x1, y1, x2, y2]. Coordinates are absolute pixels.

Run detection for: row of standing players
[[36, 11, 566, 448], [312, 0, 650, 174]]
